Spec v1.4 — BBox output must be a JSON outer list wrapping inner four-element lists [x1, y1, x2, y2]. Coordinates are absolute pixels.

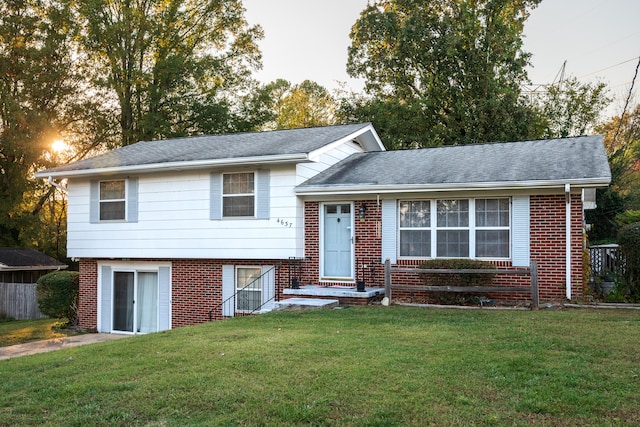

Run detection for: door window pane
[[113, 272, 134, 332], [136, 272, 158, 333]]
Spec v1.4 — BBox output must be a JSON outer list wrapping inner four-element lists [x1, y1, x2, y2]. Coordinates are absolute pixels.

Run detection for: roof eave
[[35, 153, 310, 179], [0, 265, 68, 271], [295, 177, 612, 196]]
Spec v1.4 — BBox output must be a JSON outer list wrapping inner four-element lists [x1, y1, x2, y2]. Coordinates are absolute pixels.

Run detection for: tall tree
[[343, 0, 543, 149], [0, 0, 80, 248], [75, 0, 264, 146], [538, 77, 611, 139]]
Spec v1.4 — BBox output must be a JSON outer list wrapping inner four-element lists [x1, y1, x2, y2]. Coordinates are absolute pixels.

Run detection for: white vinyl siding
[[69, 166, 297, 259]]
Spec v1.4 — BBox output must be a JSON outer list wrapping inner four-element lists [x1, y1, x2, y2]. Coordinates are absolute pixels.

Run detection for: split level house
[[36, 123, 611, 334]]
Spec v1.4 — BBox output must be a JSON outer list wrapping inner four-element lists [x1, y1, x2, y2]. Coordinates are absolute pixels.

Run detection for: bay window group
[[399, 198, 510, 259]]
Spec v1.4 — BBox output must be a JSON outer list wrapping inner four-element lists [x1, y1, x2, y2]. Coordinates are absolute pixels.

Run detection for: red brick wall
[[78, 259, 98, 330], [77, 258, 296, 330], [303, 194, 585, 303]]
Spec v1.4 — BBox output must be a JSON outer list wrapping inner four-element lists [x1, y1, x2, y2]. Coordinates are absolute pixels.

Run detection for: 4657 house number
[[276, 218, 294, 228]]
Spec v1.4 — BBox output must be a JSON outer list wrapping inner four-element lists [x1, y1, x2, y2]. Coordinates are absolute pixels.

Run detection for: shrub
[[418, 259, 496, 304], [419, 258, 496, 286], [36, 271, 79, 324], [617, 221, 640, 301]]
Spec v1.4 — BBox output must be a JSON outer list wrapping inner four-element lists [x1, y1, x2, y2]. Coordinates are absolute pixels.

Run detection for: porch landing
[[283, 285, 385, 306], [274, 298, 339, 310]]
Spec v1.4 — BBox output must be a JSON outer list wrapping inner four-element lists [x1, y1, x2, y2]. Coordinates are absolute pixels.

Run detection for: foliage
[[35, 271, 79, 323], [1, 308, 640, 425], [537, 77, 611, 138], [343, 0, 544, 149], [588, 103, 640, 242], [419, 258, 496, 286], [74, 0, 265, 146], [0, 0, 80, 250], [617, 221, 640, 300]]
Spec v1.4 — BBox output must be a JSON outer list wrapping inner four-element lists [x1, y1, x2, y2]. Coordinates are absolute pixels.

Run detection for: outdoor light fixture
[[359, 203, 367, 220]]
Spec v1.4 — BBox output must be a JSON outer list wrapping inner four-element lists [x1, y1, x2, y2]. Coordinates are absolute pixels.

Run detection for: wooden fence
[[0, 282, 46, 320], [384, 259, 539, 310]]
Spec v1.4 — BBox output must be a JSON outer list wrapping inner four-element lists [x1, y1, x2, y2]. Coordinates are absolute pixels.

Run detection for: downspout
[[47, 176, 68, 194], [565, 183, 571, 300]]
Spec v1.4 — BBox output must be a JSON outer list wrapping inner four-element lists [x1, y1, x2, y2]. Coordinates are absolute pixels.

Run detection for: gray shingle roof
[[0, 248, 67, 269], [39, 123, 375, 176], [297, 136, 611, 191]]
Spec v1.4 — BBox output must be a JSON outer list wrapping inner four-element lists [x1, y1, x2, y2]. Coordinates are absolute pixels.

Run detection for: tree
[[0, 0, 80, 248], [586, 103, 640, 242], [538, 77, 611, 138], [257, 79, 336, 130], [344, 0, 543, 149], [74, 0, 264, 146]]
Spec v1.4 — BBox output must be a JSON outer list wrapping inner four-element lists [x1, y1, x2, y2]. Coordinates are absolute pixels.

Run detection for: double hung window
[[223, 172, 255, 217], [100, 180, 126, 220], [398, 198, 510, 259], [236, 267, 262, 312], [475, 198, 510, 258], [399, 201, 431, 257]]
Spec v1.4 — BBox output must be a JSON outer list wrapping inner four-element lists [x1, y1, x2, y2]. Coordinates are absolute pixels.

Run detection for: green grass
[[0, 318, 80, 347], [1, 307, 639, 426]]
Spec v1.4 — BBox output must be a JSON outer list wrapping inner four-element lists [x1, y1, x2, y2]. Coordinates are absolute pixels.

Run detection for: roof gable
[[296, 136, 611, 193], [36, 123, 383, 178]]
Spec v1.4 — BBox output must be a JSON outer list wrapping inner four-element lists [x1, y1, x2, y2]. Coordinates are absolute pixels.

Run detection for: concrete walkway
[[0, 333, 130, 361]]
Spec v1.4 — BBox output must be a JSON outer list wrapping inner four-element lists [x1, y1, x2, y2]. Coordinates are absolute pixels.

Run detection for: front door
[[322, 203, 353, 279]]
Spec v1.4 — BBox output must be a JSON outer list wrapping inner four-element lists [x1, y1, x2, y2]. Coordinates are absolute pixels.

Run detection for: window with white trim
[[399, 201, 431, 257], [223, 172, 255, 217], [437, 199, 469, 257], [100, 180, 126, 220], [475, 198, 510, 258], [236, 266, 262, 312], [398, 198, 510, 259]]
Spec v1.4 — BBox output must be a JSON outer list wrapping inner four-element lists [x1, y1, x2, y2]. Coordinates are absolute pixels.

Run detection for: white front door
[[322, 203, 353, 279]]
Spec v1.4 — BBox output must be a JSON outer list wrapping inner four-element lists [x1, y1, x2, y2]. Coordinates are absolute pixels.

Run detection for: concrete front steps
[[282, 285, 385, 306]]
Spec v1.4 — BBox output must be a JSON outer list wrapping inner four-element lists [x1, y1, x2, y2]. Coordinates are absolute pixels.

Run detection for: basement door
[[113, 271, 158, 333], [321, 203, 354, 280]]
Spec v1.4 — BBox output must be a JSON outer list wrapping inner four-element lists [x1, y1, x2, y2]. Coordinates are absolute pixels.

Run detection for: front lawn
[[0, 318, 79, 347], [1, 306, 639, 426]]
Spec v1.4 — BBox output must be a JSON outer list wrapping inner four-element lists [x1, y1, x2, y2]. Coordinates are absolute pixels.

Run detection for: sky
[[243, 0, 640, 119]]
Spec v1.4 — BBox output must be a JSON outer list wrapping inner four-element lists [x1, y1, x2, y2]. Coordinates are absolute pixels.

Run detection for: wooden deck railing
[[384, 259, 538, 310]]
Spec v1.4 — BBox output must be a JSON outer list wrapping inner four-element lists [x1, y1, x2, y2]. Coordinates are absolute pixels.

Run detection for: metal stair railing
[[210, 264, 279, 320]]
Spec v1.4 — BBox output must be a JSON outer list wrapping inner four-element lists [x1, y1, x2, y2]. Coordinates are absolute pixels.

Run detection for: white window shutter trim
[[222, 265, 235, 317], [381, 199, 397, 264], [157, 266, 171, 331], [210, 173, 222, 220], [90, 180, 99, 223], [99, 266, 112, 332], [261, 265, 275, 304], [511, 195, 531, 267], [127, 177, 138, 222], [256, 170, 270, 219]]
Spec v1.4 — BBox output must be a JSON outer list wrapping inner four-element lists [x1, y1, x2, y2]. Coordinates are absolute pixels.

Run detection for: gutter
[[47, 176, 68, 194], [295, 177, 611, 196], [35, 153, 310, 179]]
